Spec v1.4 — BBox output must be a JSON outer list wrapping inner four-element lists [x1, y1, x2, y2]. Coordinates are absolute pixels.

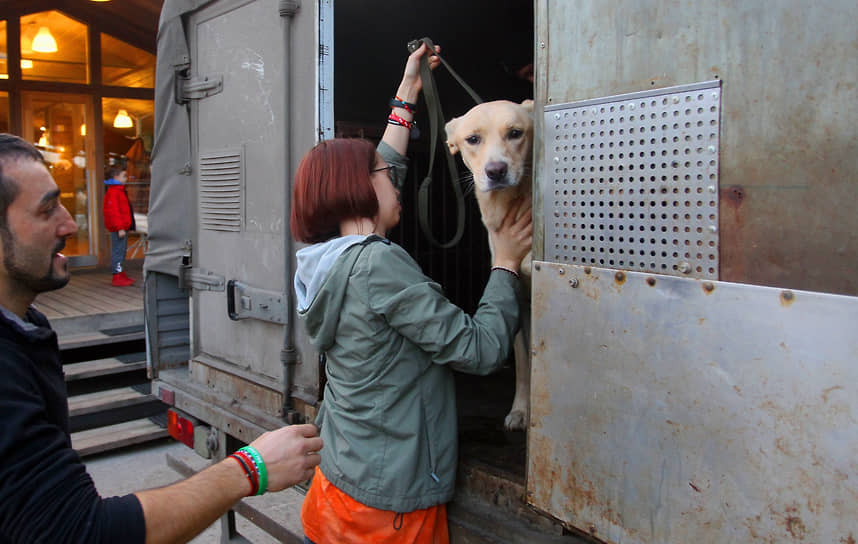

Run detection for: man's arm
[[135, 423, 321, 544]]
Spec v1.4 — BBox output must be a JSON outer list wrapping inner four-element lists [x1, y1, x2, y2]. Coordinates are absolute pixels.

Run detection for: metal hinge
[[227, 280, 288, 325], [174, 56, 223, 105], [178, 266, 225, 292]]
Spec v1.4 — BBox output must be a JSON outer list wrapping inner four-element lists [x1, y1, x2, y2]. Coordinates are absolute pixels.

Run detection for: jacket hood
[[294, 235, 372, 351], [105, 178, 124, 186]]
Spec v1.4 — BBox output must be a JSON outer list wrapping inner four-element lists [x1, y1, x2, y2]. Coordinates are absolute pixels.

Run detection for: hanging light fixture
[[38, 133, 48, 147], [80, 123, 87, 136], [113, 109, 133, 128], [32, 27, 58, 54]]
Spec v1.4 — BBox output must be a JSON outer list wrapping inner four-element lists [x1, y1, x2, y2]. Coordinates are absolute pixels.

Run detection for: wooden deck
[[34, 260, 145, 338]]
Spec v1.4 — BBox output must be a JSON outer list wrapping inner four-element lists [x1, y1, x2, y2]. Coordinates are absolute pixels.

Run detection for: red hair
[[290, 138, 379, 243]]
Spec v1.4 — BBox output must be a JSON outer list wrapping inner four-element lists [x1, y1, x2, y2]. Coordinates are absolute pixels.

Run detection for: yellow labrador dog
[[445, 99, 534, 431]]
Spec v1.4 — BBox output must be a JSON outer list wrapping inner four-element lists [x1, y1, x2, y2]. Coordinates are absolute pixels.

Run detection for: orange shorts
[[301, 466, 449, 544]]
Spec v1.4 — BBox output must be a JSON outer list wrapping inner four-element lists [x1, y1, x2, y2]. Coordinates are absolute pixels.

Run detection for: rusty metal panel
[[538, 0, 858, 295], [544, 81, 720, 279], [527, 260, 858, 543]]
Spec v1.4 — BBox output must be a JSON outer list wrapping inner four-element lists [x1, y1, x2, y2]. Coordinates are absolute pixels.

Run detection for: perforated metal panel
[[199, 147, 244, 232], [543, 81, 721, 279]]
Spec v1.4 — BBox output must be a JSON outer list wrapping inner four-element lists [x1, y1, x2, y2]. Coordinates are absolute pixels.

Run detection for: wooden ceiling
[[5, 0, 164, 53]]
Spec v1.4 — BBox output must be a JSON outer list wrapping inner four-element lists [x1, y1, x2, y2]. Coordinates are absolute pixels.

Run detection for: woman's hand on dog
[[490, 197, 533, 273]]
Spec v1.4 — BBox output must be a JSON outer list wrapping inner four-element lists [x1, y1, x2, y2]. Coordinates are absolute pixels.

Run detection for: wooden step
[[59, 327, 145, 351], [72, 418, 169, 457], [68, 386, 154, 417], [64, 353, 147, 381]]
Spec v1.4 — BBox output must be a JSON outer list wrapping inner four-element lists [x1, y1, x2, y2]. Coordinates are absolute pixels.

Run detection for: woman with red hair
[[292, 43, 532, 544]]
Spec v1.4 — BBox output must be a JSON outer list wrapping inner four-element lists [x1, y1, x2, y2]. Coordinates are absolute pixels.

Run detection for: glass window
[[101, 33, 155, 88], [21, 11, 89, 84], [102, 97, 153, 215], [0, 92, 9, 132], [24, 92, 94, 257], [0, 20, 7, 80]]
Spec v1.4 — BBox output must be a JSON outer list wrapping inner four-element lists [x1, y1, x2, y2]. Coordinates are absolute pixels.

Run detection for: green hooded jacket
[[294, 143, 522, 512]]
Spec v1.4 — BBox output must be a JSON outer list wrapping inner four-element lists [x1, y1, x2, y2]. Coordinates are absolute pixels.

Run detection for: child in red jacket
[[103, 164, 136, 286]]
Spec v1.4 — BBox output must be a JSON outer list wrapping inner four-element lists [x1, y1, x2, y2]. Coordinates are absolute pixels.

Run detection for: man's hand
[[250, 423, 323, 491]]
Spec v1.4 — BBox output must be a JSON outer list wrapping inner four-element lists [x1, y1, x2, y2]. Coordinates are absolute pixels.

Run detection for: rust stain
[[822, 385, 844, 403], [646, 277, 656, 287], [583, 266, 592, 275], [689, 481, 701, 492], [702, 282, 715, 294], [840, 535, 856, 544], [780, 290, 795, 306], [614, 271, 626, 285], [786, 515, 806, 539], [724, 184, 746, 206]]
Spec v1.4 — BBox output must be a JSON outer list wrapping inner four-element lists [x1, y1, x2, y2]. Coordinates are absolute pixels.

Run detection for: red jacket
[[103, 183, 133, 232]]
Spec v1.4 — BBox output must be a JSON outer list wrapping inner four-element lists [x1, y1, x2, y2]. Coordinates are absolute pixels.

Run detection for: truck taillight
[[167, 409, 195, 448]]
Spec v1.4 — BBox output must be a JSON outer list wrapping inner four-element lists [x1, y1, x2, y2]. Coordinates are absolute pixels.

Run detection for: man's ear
[[444, 117, 460, 155]]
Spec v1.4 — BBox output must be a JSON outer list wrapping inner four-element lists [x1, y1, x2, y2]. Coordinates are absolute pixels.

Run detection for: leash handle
[[409, 37, 476, 249]]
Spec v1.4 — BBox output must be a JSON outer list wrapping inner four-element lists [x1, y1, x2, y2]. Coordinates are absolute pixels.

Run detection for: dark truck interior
[[334, 1, 535, 480]]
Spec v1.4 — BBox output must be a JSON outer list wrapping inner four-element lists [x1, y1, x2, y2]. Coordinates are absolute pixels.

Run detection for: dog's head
[[445, 99, 534, 193]]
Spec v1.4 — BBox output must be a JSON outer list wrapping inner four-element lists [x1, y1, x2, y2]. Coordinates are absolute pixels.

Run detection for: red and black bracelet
[[390, 96, 417, 114], [230, 451, 259, 496], [388, 112, 415, 130]]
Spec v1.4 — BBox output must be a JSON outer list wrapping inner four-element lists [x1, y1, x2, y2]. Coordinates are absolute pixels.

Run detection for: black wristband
[[389, 97, 417, 114]]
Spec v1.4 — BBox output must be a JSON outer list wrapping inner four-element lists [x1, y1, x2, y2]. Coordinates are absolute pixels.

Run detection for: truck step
[[64, 352, 147, 381], [72, 418, 169, 458]]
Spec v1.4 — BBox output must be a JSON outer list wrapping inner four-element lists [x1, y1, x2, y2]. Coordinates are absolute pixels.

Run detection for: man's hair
[[0, 134, 44, 228], [290, 138, 379, 243]]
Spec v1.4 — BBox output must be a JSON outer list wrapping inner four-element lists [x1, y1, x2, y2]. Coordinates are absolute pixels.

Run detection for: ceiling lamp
[[113, 109, 133, 128], [32, 27, 58, 54]]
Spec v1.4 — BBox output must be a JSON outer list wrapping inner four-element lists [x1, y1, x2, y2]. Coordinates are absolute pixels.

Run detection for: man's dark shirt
[[0, 305, 145, 543]]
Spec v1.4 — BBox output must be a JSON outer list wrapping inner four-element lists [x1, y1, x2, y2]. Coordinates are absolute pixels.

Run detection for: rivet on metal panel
[[584, 266, 592, 274], [554, 113, 561, 120], [702, 282, 715, 293], [615, 271, 626, 284], [780, 290, 795, 306], [709, 225, 718, 233], [646, 277, 656, 287], [534, 263, 541, 271], [708, 145, 717, 154], [569, 278, 579, 288], [678, 262, 692, 274], [672, 96, 680, 104], [553, 156, 560, 163], [558, 268, 565, 275], [540, 42, 545, 49]]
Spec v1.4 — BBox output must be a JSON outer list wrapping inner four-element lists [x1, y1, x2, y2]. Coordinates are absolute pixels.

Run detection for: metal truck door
[[528, 1, 858, 542], [186, 0, 292, 425]]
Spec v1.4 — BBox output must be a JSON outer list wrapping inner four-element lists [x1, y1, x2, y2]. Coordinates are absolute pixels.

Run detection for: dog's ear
[[520, 99, 534, 113], [444, 117, 461, 155]]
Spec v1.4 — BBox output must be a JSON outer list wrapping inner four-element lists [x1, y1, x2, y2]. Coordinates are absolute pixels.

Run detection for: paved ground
[[84, 438, 306, 543]]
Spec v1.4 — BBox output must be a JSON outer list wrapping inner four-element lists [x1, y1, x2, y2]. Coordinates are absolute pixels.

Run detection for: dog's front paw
[[504, 410, 528, 431]]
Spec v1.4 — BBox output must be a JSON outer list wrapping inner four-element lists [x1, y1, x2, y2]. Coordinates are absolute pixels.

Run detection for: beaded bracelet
[[238, 446, 269, 496], [389, 97, 417, 114], [491, 265, 520, 280], [388, 112, 415, 130], [229, 451, 259, 496]]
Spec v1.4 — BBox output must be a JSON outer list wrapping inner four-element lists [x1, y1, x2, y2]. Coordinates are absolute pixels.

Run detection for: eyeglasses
[[371, 165, 395, 182]]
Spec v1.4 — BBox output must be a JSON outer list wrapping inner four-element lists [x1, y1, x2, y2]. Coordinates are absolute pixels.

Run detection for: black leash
[[408, 37, 483, 249]]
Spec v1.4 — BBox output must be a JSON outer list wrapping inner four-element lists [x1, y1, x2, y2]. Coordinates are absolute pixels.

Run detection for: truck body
[[144, 0, 858, 542]]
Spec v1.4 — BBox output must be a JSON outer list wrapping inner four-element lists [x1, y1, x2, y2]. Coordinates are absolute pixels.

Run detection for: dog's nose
[[485, 161, 508, 182]]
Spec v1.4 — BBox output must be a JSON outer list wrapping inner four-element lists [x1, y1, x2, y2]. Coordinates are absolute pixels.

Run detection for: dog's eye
[[508, 128, 524, 140], [465, 135, 481, 145]]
